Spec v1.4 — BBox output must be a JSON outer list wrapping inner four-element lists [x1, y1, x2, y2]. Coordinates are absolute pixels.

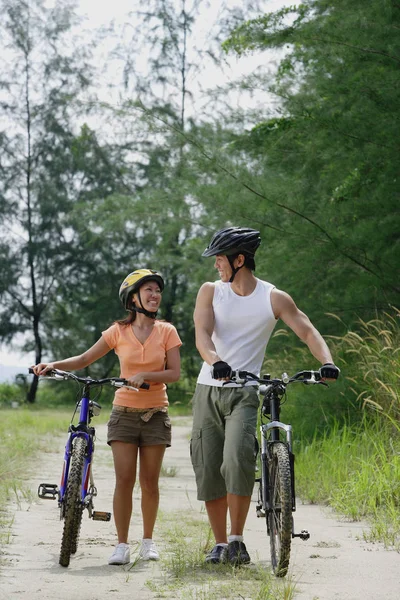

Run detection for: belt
[[112, 405, 167, 422]]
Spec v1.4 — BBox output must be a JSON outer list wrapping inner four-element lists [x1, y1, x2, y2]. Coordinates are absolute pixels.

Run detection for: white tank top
[[197, 278, 277, 387]]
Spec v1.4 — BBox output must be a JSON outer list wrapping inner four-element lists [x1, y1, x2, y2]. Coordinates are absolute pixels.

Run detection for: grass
[[287, 309, 400, 548], [144, 508, 297, 599], [295, 417, 400, 549], [0, 406, 71, 544], [261, 309, 400, 550], [160, 464, 179, 477]]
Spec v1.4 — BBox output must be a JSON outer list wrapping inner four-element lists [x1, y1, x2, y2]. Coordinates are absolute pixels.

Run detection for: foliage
[[1, 0, 399, 407], [0, 382, 25, 406], [0, 1, 144, 397], [336, 309, 400, 417], [292, 309, 400, 548], [221, 0, 399, 329]]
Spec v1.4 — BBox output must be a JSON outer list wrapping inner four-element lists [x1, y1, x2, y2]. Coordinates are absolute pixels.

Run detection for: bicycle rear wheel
[[267, 442, 292, 577], [59, 437, 86, 567]]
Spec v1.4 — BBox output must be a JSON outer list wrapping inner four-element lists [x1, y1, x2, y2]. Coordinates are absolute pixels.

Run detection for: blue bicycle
[[31, 368, 147, 567]]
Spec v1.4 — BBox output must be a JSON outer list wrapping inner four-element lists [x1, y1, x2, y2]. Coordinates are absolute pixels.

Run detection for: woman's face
[[132, 280, 162, 312]]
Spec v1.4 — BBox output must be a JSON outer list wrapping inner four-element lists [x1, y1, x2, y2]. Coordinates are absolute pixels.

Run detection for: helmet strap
[[132, 292, 158, 319], [228, 256, 243, 283]]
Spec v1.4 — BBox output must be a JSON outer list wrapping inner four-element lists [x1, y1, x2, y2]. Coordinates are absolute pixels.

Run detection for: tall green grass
[[283, 309, 400, 548], [332, 308, 400, 417], [294, 418, 400, 548]]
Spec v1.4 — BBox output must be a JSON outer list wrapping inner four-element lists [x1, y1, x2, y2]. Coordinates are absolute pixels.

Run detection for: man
[[191, 226, 340, 566]]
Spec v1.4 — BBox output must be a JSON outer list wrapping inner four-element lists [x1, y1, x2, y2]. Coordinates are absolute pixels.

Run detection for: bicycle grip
[[140, 382, 150, 390], [28, 367, 55, 377]]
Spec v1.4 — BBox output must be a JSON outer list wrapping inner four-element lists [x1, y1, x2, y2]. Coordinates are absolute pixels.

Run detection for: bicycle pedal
[[292, 529, 310, 541], [256, 502, 266, 517], [92, 511, 111, 521], [38, 483, 58, 499]]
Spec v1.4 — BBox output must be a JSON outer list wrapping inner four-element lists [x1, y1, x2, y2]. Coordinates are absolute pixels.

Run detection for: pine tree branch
[[305, 36, 400, 65], [6, 290, 33, 319], [134, 101, 400, 295]]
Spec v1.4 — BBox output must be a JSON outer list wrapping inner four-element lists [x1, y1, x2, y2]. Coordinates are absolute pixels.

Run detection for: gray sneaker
[[205, 544, 228, 564], [227, 541, 250, 566]]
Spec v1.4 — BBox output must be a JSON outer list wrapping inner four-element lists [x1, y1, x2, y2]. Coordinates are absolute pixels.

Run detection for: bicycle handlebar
[[28, 368, 150, 390], [226, 369, 326, 387]]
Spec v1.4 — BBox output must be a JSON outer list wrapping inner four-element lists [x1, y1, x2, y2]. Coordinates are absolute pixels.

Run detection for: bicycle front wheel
[[59, 437, 86, 567], [268, 442, 292, 577]]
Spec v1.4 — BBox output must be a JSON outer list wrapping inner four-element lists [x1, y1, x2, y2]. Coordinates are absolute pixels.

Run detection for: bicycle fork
[[255, 421, 310, 541], [38, 430, 111, 522]]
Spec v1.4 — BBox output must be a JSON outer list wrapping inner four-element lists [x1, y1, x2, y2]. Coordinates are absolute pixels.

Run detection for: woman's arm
[[31, 337, 111, 376], [126, 345, 181, 388]]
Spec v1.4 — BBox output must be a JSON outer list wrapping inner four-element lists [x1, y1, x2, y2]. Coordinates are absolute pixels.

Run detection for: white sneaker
[[108, 543, 130, 565], [139, 539, 160, 561]]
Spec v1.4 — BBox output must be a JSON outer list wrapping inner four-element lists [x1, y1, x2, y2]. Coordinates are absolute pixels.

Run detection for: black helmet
[[202, 227, 261, 258]]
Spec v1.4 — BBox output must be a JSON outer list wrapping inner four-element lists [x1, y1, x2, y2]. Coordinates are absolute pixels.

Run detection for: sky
[[0, 0, 289, 371]]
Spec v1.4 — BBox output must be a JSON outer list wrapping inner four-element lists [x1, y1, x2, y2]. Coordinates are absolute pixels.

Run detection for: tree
[[215, 0, 400, 327], [0, 0, 131, 400]]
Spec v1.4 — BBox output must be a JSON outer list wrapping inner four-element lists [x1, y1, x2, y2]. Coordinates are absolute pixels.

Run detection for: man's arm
[[271, 289, 333, 365], [193, 282, 220, 365]]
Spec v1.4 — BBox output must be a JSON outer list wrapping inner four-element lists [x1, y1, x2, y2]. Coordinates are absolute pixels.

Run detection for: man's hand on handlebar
[[319, 363, 340, 381], [212, 360, 232, 380]]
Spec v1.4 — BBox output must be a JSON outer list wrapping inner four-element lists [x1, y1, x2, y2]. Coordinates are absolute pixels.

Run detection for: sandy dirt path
[[0, 417, 399, 599]]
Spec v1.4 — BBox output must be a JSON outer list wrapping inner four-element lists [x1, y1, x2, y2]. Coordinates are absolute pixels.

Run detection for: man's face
[[214, 254, 232, 282]]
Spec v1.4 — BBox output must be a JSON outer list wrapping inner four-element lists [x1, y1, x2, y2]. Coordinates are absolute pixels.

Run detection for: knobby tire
[[59, 437, 86, 567], [267, 442, 292, 577]]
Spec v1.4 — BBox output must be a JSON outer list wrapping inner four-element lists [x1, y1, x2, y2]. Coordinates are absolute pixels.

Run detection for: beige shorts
[[107, 408, 172, 447]]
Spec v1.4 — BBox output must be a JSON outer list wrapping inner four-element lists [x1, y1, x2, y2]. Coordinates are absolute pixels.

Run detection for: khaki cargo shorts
[[190, 384, 259, 501], [107, 407, 172, 447]]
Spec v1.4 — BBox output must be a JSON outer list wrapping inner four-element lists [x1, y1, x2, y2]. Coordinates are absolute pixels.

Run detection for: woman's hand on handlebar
[[31, 363, 56, 376], [126, 373, 148, 390]]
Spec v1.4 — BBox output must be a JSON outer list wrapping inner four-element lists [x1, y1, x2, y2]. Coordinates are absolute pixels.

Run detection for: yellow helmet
[[119, 269, 164, 311]]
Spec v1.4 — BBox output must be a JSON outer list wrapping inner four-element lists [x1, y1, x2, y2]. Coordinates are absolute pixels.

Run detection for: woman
[[32, 269, 182, 565]]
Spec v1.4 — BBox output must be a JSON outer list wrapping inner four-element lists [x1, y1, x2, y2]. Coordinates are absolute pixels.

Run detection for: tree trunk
[[26, 314, 42, 403]]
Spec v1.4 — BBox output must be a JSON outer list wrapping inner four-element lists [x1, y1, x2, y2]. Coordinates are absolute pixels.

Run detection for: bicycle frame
[[59, 392, 96, 515]]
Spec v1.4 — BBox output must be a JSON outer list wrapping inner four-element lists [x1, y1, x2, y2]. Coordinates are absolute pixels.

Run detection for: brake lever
[[222, 373, 246, 386]]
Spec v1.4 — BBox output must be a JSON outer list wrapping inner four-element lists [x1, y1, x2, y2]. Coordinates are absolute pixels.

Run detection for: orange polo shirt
[[102, 321, 182, 408]]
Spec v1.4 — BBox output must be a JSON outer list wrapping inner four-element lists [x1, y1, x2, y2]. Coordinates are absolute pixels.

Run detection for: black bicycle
[[31, 368, 148, 567], [227, 368, 328, 577]]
